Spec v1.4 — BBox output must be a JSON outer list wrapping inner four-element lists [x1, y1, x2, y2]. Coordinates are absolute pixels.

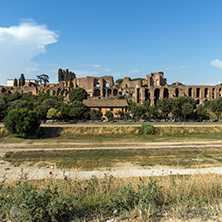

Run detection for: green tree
[[69, 88, 88, 102], [170, 97, 195, 120], [115, 79, 123, 88], [211, 97, 222, 121], [181, 103, 194, 120], [37, 74, 49, 84], [14, 78, 18, 87], [0, 99, 7, 119], [90, 109, 103, 120], [195, 104, 208, 121], [4, 108, 40, 138], [131, 104, 146, 120], [46, 108, 61, 120], [157, 98, 171, 120], [149, 105, 159, 120], [19, 73, 25, 86], [105, 110, 113, 120], [58, 68, 64, 82], [115, 110, 124, 121]]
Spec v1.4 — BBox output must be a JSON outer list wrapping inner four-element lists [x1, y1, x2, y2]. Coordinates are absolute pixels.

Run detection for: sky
[[0, 0, 222, 86]]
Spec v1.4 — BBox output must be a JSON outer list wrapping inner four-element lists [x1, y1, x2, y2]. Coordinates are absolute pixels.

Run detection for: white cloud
[[128, 69, 139, 74], [0, 20, 58, 85], [104, 68, 110, 71], [210, 59, 222, 69], [165, 66, 186, 71], [92, 64, 100, 68], [75, 70, 100, 77]]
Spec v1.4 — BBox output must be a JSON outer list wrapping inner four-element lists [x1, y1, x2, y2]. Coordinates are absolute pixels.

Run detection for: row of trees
[[13, 73, 50, 86], [1, 88, 88, 137], [13, 73, 25, 86], [58, 68, 76, 82]]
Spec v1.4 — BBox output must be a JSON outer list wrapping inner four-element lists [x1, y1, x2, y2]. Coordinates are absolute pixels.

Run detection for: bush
[[4, 108, 40, 138], [141, 123, 155, 135]]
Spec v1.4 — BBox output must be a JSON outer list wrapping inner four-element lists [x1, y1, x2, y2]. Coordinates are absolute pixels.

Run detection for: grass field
[[3, 146, 222, 169]]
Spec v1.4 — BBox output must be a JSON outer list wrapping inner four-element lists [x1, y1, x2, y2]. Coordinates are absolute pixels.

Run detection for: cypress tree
[[19, 73, 25, 86], [14, 78, 18, 87], [58, 68, 63, 82]]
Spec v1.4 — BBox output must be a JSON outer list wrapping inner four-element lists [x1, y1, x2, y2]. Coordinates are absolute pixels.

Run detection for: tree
[[19, 73, 25, 86], [37, 74, 49, 84], [14, 78, 18, 87], [58, 68, 64, 82], [0, 99, 7, 119], [157, 98, 171, 119], [195, 104, 208, 121], [105, 110, 113, 120], [115, 79, 123, 88], [90, 109, 103, 120], [131, 104, 146, 120], [58, 68, 76, 82], [210, 97, 222, 121], [115, 110, 124, 121], [69, 88, 88, 102], [170, 97, 195, 120], [149, 105, 159, 120], [4, 108, 40, 138], [181, 103, 194, 120], [46, 108, 61, 120]]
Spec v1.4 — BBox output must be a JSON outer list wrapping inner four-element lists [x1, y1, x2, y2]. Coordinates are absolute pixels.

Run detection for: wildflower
[[84, 187, 87, 191], [120, 179, 122, 181], [51, 166, 54, 169], [64, 177, 67, 180], [25, 176, 27, 180], [75, 177, 77, 179], [49, 171, 52, 175]]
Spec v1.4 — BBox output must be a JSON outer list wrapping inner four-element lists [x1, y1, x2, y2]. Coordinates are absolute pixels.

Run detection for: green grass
[[4, 146, 222, 169], [1, 133, 222, 145]]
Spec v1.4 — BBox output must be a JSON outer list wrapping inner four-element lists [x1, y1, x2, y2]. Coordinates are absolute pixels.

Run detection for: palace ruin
[[2, 72, 221, 105]]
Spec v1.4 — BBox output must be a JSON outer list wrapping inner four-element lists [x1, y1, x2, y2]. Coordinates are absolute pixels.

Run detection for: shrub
[[4, 108, 40, 138], [141, 123, 155, 135]]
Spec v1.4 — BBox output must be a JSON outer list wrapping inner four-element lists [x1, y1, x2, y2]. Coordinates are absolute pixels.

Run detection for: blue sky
[[0, 0, 222, 85]]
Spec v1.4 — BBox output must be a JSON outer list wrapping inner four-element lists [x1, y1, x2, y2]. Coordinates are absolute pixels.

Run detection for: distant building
[[7, 79, 38, 86], [83, 98, 128, 119]]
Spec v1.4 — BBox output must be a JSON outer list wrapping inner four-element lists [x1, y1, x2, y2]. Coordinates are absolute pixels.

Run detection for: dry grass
[[4, 146, 222, 169]]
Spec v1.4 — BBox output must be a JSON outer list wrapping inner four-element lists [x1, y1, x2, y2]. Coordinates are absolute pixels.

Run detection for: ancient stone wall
[[1, 72, 222, 106]]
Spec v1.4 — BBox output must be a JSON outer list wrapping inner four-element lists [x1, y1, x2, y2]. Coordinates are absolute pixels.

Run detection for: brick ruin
[[1, 72, 221, 105]]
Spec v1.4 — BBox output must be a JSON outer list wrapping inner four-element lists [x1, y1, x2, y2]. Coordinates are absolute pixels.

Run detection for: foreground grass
[[1, 172, 222, 221], [3, 146, 222, 169]]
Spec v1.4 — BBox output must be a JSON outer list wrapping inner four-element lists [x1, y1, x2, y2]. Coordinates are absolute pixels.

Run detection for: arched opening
[[175, 88, 179, 97], [196, 99, 200, 104], [154, 88, 160, 105], [212, 88, 215, 99], [107, 89, 111, 95], [103, 89, 106, 97], [94, 89, 100, 97], [113, 89, 118, 96], [163, 88, 169, 98], [145, 88, 150, 101], [106, 83, 109, 88], [204, 88, 208, 98], [136, 88, 140, 103], [196, 88, 200, 98], [188, 88, 192, 97], [219, 88, 222, 97]]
